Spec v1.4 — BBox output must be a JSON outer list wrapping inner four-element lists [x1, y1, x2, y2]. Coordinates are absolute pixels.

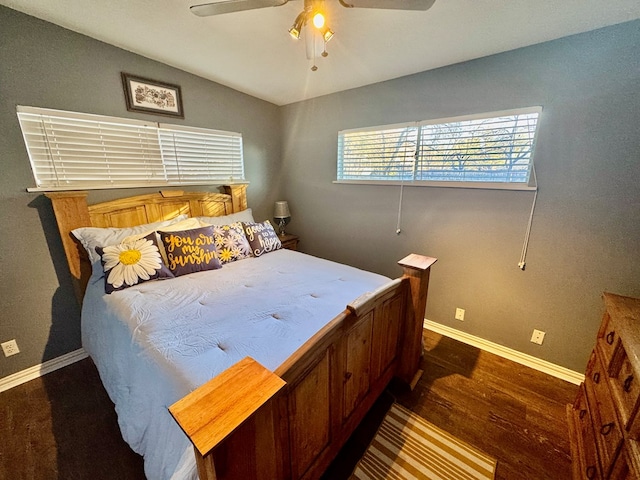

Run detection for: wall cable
[[396, 182, 404, 235], [396, 144, 416, 235], [518, 165, 538, 271]]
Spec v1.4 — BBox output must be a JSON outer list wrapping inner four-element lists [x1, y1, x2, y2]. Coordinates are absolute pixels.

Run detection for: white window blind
[[338, 123, 418, 181], [158, 124, 244, 185], [17, 106, 245, 191], [337, 107, 541, 189]]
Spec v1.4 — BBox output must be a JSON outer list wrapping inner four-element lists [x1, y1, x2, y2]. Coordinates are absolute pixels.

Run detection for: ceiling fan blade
[[339, 0, 436, 10], [191, 0, 289, 17]]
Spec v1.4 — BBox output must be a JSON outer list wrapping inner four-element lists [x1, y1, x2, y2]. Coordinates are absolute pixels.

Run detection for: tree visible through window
[[337, 107, 541, 188]]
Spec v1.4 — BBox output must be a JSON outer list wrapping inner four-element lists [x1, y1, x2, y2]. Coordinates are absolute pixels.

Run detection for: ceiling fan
[[190, 1, 437, 17], [190, 0, 436, 70]]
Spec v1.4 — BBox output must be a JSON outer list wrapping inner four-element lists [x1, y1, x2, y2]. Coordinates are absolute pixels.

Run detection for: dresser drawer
[[598, 311, 620, 367], [585, 350, 624, 477], [609, 439, 640, 480], [609, 346, 640, 439], [570, 385, 603, 479]]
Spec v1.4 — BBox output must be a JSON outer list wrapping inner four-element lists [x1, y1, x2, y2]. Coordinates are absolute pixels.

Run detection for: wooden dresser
[[567, 292, 640, 479]]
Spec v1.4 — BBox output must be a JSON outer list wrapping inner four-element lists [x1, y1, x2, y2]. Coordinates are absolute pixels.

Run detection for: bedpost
[[223, 184, 248, 213], [397, 254, 438, 390], [46, 191, 92, 306], [169, 357, 286, 480]]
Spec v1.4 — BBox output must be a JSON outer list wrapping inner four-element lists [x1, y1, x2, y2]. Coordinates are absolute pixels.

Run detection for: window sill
[[332, 180, 537, 192], [26, 181, 249, 193]]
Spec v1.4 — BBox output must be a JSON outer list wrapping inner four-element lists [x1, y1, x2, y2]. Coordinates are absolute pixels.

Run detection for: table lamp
[[273, 201, 291, 236]]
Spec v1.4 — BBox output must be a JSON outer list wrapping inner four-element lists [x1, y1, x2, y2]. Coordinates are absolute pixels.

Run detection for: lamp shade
[[274, 201, 291, 218]]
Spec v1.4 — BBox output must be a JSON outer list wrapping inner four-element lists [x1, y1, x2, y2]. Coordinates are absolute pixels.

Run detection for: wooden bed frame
[[46, 185, 437, 480]]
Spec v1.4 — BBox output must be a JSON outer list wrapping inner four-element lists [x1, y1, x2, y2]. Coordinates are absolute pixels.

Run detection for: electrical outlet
[[530, 329, 545, 345], [1, 339, 20, 357], [455, 308, 465, 321]]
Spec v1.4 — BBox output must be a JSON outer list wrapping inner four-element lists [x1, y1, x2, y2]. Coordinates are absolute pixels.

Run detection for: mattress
[[81, 249, 390, 479]]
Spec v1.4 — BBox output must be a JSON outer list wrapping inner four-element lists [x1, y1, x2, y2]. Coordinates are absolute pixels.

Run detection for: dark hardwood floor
[[0, 330, 578, 479], [404, 332, 578, 480]]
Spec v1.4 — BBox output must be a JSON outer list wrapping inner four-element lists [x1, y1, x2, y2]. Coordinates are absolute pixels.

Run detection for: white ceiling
[[3, 0, 640, 105]]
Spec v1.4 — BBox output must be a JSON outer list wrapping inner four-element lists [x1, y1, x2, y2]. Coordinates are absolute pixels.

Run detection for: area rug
[[350, 403, 497, 480]]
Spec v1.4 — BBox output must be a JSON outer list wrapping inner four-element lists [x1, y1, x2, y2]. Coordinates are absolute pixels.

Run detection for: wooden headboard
[[46, 185, 248, 305]]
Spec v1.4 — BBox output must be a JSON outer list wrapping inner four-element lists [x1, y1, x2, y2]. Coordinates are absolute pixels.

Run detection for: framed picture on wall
[[121, 73, 184, 118]]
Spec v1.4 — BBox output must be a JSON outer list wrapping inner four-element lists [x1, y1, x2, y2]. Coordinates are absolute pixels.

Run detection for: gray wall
[[280, 20, 640, 372], [0, 6, 281, 378]]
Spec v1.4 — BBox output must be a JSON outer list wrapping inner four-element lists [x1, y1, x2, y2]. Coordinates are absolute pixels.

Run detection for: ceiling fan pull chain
[[309, 31, 318, 72], [311, 28, 319, 71]]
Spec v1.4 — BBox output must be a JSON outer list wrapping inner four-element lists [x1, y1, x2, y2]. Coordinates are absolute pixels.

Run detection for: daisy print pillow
[[95, 233, 174, 294], [212, 222, 252, 264]]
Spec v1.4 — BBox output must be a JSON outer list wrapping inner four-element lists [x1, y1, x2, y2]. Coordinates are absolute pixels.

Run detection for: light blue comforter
[[82, 249, 390, 479]]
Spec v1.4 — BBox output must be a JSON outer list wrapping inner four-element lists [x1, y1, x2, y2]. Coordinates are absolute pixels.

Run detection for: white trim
[[418, 106, 543, 127], [337, 107, 541, 188], [0, 320, 584, 394], [424, 319, 584, 385], [0, 348, 88, 393], [338, 106, 543, 135], [333, 180, 538, 191], [17, 105, 156, 127]]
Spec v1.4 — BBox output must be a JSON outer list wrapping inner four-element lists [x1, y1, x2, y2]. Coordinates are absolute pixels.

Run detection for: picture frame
[[121, 73, 184, 118]]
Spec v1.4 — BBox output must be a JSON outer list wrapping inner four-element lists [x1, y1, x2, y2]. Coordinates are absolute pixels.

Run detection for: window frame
[[17, 106, 246, 192], [335, 107, 541, 191]]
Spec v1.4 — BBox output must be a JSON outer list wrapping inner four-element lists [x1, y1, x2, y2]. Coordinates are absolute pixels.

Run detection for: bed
[[46, 185, 437, 480]]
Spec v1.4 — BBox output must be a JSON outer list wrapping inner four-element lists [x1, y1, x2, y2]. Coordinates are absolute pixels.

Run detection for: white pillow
[[72, 215, 189, 278], [120, 217, 208, 244], [197, 208, 254, 226]]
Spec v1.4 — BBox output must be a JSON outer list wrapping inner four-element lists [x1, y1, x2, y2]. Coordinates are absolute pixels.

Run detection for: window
[[337, 107, 541, 189], [17, 106, 245, 191]]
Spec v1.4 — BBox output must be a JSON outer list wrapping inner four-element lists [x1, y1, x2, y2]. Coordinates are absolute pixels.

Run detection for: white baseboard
[[0, 348, 88, 393], [424, 319, 584, 385], [0, 321, 583, 393]]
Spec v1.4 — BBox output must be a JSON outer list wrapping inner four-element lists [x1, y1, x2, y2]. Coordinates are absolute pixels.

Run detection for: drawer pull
[[606, 331, 615, 345], [586, 466, 597, 479], [579, 409, 587, 420], [593, 372, 600, 384], [624, 375, 634, 392], [600, 422, 615, 436]]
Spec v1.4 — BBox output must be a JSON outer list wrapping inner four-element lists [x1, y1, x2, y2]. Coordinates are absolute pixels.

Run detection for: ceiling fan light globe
[[288, 26, 301, 39], [322, 26, 334, 42], [289, 12, 305, 40], [312, 12, 325, 29], [289, 10, 305, 39]]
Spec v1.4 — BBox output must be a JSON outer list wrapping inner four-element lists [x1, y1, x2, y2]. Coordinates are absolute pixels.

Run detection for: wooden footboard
[[170, 254, 437, 480]]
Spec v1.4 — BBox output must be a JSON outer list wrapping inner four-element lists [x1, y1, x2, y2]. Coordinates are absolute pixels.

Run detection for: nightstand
[[279, 234, 299, 251]]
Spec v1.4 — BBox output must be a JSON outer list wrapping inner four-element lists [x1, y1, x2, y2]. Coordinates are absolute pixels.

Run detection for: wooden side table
[[279, 234, 299, 251]]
